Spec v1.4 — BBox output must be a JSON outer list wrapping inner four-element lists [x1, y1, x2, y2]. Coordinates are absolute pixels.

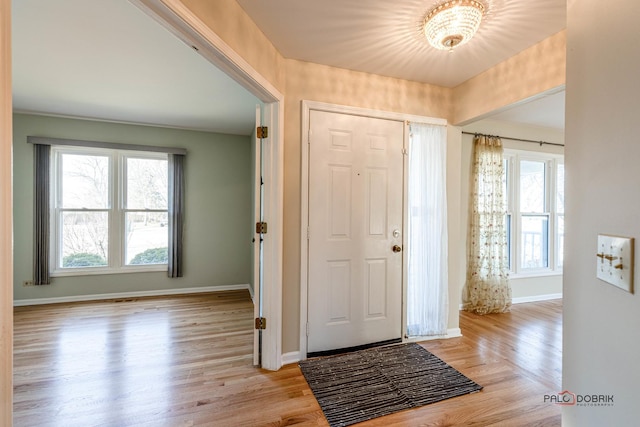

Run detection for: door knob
[[392, 245, 402, 253]]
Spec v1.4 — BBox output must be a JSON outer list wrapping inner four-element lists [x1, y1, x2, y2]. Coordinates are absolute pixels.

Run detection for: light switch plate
[[596, 234, 634, 294]]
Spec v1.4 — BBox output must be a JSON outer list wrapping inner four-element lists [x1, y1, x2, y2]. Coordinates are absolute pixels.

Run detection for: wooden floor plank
[[13, 292, 562, 426]]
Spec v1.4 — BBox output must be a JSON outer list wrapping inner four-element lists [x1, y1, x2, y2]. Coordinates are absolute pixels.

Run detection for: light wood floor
[[13, 292, 562, 426]]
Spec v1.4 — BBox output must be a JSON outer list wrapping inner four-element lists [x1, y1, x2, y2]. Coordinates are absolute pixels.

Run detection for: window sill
[[509, 270, 563, 280], [51, 265, 168, 277]]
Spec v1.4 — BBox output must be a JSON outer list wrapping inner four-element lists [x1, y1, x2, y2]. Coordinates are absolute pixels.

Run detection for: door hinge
[[257, 126, 268, 139], [256, 222, 268, 234], [255, 317, 267, 330], [402, 147, 407, 155]]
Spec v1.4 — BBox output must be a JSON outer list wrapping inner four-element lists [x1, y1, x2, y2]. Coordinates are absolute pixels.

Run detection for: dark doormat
[[299, 342, 482, 427]]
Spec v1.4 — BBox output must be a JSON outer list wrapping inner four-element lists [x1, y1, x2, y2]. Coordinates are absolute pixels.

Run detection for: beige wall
[[0, 0, 12, 422], [446, 126, 463, 328], [564, 0, 640, 424], [453, 31, 566, 125]]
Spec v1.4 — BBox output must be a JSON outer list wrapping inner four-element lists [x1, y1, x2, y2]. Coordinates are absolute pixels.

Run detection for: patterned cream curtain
[[463, 135, 511, 314]]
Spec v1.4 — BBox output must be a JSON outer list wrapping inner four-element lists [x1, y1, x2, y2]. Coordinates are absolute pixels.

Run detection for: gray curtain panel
[[33, 143, 51, 285], [168, 153, 185, 278]]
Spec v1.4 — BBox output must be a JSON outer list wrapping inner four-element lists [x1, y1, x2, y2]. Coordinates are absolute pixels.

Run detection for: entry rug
[[299, 343, 482, 427]]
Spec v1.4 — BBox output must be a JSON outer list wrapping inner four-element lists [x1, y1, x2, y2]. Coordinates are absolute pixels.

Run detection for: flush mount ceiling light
[[424, 0, 485, 51]]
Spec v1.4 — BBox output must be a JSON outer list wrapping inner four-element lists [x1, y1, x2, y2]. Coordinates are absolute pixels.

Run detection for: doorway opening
[[10, 0, 284, 370]]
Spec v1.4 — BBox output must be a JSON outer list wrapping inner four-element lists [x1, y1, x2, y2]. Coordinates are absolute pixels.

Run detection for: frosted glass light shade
[[424, 0, 485, 50]]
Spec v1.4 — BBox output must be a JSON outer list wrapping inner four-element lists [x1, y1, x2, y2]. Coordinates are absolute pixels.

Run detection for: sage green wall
[[13, 113, 252, 301]]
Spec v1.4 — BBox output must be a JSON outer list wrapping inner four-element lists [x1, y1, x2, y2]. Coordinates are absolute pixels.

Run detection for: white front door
[[307, 110, 404, 354]]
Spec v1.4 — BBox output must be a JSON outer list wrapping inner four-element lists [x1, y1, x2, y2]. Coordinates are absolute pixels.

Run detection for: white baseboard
[[405, 328, 462, 343], [281, 351, 301, 366], [512, 293, 563, 304], [13, 284, 252, 306], [446, 327, 462, 338], [458, 293, 563, 310]]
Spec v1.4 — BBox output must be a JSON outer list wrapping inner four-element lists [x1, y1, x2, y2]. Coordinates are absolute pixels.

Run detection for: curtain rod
[[462, 131, 564, 148], [27, 136, 187, 155]]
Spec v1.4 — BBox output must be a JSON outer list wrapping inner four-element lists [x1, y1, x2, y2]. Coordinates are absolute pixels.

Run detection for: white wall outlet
[[596, 234, 634, 293], [22, 280, 34, 286]]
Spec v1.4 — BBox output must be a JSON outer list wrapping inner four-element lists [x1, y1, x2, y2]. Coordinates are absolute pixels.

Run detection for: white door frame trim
[[299, 100, 446, 359], [129, 0, 285, 370]]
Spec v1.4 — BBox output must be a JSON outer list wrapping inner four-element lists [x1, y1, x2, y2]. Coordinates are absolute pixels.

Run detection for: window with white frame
[[503, 150, 564, 275], [51, 146, 169, 274]]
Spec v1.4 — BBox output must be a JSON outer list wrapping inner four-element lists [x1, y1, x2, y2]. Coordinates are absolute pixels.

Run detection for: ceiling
[[487, 90, 565, 130], [236, 0, 566, 88], [12, 0, 566, 134], [12, 0, 259, 135]]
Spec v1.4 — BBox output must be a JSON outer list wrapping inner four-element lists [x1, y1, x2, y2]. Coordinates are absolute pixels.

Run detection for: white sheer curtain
[[407, 123, 448, 337], [462, 135, 511, 314]]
